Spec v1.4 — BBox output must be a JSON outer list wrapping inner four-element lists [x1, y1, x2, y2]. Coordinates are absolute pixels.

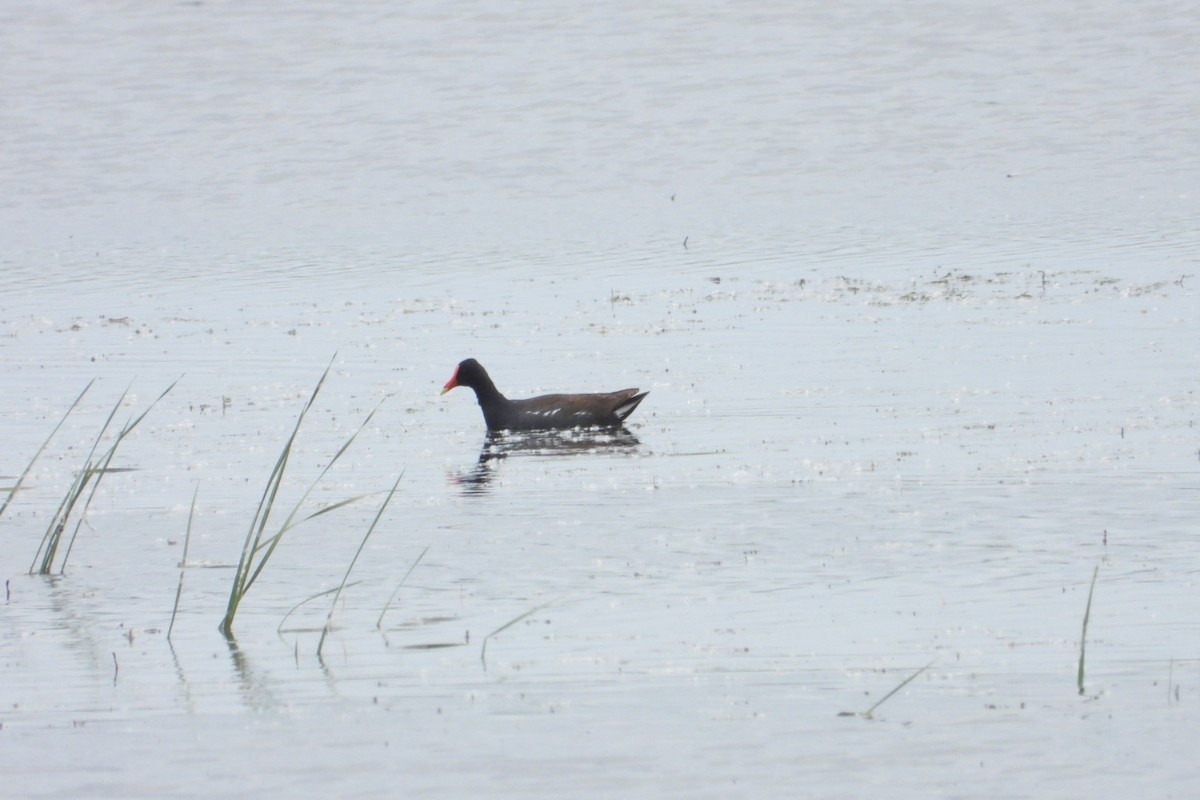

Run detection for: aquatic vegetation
[[1, 380, 94, 521], [277, 583, 364, 639], [376, 544, 430, 632], [480, 599, 556, 670], [1078, 564, 1100, 696], [167, 484, 199, 641], [857, 659, 936, 720], [219, 359, 383, 638], [30, 379, 178, 576], [316, 471, 404, 657]]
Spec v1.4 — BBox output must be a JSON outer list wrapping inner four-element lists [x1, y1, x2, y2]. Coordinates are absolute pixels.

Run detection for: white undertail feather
[[614, 392, 648, 422]]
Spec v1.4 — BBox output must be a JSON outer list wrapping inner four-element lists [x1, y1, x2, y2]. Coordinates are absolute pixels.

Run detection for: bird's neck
[[470, 376, 506, 405]]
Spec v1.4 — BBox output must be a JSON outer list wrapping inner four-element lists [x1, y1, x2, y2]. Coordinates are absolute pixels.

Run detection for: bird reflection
[[452, 428, 641, 494]]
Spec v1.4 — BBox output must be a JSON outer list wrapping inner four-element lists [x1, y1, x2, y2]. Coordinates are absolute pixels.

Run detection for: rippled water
[[3, 1, 1199, 797]]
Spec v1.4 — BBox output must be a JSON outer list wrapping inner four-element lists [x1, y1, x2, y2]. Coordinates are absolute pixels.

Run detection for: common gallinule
[[441, 358, 648, 432]]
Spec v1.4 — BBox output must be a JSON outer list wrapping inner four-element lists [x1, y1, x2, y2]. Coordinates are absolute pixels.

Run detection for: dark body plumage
[[442, 359, 648, 432]]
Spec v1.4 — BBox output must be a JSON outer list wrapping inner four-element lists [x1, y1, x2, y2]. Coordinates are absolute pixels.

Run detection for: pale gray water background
[[2, 1, 1199, 797]]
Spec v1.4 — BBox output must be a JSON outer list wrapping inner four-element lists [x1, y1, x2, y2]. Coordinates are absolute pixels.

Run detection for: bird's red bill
[[441, 367, 459, 395]]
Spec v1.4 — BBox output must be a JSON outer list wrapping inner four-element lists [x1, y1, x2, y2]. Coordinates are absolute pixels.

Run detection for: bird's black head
[[441, 358, 491, 394]]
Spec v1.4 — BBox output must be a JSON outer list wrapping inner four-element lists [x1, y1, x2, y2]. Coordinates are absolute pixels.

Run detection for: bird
[[441, 358, 648, 432]]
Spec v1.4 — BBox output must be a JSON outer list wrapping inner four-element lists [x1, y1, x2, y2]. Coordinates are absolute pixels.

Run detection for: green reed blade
[[168, 483, 200, 640], [221, 358, 334, 636], [377, 545, 430, 630], [57, 377, 179, 574], [480, 599, 557, 670], [1, 379, 94, 520], [220, 358, 388, 639], [317, 470, 404, 656], [862, 659, 936, 720], [32, 384, 129, 574], [1077, 564, 1100, 696]]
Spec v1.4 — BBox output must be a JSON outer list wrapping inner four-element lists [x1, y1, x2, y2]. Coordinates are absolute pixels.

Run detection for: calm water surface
[[2, 1, 1198, 798]]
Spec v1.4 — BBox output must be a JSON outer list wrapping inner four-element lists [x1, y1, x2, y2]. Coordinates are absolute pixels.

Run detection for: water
[[3, 1, 1199, 797]]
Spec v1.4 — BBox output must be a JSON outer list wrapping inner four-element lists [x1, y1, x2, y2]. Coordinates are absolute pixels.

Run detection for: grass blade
[[241, 405, 382, 594], [29, 378, 178, 575], [480, 599, 556, 670], [29, 467, 89, 574], [167, 484, 200, 640], [219, 358, 389, 638], [1, 379, 94, 520], [861, 659, 936, 720], [377, 545, 430, 630], [1077, 564, 1100, 696], [317, 471, 404, 656], [220, 357, 334, 636], [57, 377, 179, 574], [31, 385, 129, 573], [277, 581, 365, 636]]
